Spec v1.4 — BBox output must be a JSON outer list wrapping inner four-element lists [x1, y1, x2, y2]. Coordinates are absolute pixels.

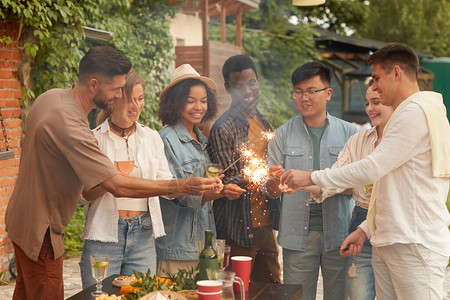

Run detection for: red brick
[[8, 128, 21, 138], [11, 52, 20, 61], [0, 60, 17, 69], [13, 90, 21, 98], [0, 70, 15, 79], [0, 51, 11, 60], [4, 139, 20, 149], [0, 178, 15, 188], [6, 119, 20, 128], [6, 81, 19, 89], [4, 98, 20, 107], [0, 108, 20, 118], [0, 167, 18, 178], [0, 158, 15, 169], [0, 89, 12, 98]]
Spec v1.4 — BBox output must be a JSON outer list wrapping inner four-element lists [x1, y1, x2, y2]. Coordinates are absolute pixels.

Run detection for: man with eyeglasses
[[265, 62, 357, 299]]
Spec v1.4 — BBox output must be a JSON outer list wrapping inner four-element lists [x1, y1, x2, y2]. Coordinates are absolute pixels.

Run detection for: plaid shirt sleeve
[[208, 122, 245, 186]]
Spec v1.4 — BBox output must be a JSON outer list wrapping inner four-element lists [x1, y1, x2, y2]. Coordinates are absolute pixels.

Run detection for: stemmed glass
[[90, 255, 109, 297]]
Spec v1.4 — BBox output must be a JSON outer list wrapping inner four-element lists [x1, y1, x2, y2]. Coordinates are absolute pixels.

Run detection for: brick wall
[[0, 20, 22, 274]]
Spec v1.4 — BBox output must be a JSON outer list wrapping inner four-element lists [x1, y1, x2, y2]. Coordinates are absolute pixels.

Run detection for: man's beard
[[93, 94, 109, 110]]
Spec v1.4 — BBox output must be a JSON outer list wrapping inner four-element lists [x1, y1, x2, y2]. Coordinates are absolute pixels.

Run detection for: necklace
[[108, 118, 136, 137]]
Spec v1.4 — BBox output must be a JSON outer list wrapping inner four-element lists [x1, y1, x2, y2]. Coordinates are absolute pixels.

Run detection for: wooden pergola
[[174, 0, 259, 76]]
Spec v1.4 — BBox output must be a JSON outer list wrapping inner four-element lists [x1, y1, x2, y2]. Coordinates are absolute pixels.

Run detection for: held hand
[[365, 186, 373, 198], [223, 184, 246, 200], [340, 227, 368, 257], [303, 185, 322, 200], [278, 183, 300, 194], [280, 169, 313, 190], [181, 177, 222, 196], [268, 165, 285, 178], [211, 174, 225, 194], [246, 182, 259, 193]]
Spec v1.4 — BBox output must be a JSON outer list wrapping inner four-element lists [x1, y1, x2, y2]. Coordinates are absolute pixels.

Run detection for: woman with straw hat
[[156, 64, 245, 275]]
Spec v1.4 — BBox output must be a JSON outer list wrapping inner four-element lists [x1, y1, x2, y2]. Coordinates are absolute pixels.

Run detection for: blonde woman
[[79, 70, 173, 288]]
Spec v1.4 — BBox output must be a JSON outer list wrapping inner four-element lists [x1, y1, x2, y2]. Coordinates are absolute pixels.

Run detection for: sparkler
[[261, 130, 279, 162], [221, 130, 280, 187], [221, 147, 255, 174]]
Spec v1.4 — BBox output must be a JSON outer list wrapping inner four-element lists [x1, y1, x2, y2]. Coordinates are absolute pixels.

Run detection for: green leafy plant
[[1, 0, 178, 129], [63, 205, 85, 258], [164, 266, 199, 291], [123, 269, 170, 300]]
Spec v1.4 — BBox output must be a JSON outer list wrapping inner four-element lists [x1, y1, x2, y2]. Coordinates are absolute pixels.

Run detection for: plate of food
[[140, 290, 188, 300], [112, 274, 137, 287]]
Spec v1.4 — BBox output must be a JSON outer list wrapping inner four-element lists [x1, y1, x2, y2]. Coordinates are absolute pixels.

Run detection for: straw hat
[[159, 64, 216, 100]]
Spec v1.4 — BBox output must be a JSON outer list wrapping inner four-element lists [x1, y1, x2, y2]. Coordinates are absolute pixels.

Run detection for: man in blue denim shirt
[[208, 55, 281, 283], [266, 62, 357, 299]]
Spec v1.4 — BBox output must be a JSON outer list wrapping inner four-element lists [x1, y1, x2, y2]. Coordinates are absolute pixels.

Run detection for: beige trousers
[[372, 243, 448, 300]]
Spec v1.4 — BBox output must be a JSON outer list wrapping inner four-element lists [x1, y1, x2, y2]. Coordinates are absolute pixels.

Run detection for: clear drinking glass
[[90, 255, 109, 297], [223, 245, 231, 270], [205, 163, 220, 178]]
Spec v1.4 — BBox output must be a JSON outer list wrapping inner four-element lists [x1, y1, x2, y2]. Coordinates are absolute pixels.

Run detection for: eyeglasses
[[290, 87, 329, 100]]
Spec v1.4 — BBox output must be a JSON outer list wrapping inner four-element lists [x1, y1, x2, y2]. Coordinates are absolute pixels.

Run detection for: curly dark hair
[[158, 78, 217, 126]]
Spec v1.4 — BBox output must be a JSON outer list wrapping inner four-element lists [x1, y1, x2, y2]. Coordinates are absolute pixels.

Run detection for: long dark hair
[[158, 78, 217, 126]]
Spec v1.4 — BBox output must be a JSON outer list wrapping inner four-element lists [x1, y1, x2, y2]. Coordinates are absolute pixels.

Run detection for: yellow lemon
[[94, 261, 108, 268]]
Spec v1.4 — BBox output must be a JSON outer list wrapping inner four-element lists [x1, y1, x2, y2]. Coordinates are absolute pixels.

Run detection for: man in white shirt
[[280, 43, 450, 300]]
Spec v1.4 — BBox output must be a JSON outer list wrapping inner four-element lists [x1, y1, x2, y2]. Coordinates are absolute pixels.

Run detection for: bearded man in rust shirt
[[5, 46, 220, 300]]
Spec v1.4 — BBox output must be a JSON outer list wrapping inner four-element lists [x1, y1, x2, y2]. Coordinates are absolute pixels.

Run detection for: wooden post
[[220, 1, 226, 44], [202, 0, 210, 76], [342, 77, 349, 112], [236, 6, 242, 47]]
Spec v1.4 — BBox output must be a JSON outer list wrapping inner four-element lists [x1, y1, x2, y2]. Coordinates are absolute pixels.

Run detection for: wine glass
[[90, 255, 109, 297]]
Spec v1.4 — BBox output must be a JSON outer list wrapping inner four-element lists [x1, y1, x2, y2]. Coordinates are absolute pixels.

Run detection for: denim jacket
[[156, 121, 216, 260], [267, 114, 357, 251]]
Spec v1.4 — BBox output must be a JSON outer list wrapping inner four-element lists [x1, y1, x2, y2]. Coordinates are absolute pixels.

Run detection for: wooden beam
[[236, 6, 242, 47], [220, 1, 226, 44], [202, 0, 210, 76]]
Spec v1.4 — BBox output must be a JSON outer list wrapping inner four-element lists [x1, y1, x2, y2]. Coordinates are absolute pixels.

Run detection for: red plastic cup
[[197, 280, 222, 300], [231, 256, 252, 291]]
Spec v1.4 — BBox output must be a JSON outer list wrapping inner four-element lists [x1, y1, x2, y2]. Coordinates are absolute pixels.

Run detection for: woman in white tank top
[[79, 70, 173, 289]]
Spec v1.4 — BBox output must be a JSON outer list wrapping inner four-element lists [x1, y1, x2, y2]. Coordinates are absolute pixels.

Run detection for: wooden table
[[66, 274, 302, 299]]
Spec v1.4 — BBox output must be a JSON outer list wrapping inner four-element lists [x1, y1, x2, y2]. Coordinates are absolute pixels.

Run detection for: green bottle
[[198, 230, 219, 280]]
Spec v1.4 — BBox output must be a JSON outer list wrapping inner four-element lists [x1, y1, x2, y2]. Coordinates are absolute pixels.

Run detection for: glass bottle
[[198, 230, 219, 280]]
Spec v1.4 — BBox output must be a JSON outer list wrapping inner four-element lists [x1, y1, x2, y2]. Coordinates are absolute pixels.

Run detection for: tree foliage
[[292, 0, 450, 57], [242, 0, 318, 128], [1, 0, 177, 129], [291, 0, 368, 36], [209, 0, 319, 128], [358, 0, 450, 57]]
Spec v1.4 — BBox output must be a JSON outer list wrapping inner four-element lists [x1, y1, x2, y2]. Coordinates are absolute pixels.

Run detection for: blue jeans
[[345, 206, 376, 300], [79, 212, 157, 289]]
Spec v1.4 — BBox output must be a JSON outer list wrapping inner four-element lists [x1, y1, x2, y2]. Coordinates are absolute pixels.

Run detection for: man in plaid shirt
[[207, 55, 281, 283]]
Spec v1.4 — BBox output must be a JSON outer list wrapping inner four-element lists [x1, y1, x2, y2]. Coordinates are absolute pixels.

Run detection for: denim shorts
[[79, 211, 157, 289]]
